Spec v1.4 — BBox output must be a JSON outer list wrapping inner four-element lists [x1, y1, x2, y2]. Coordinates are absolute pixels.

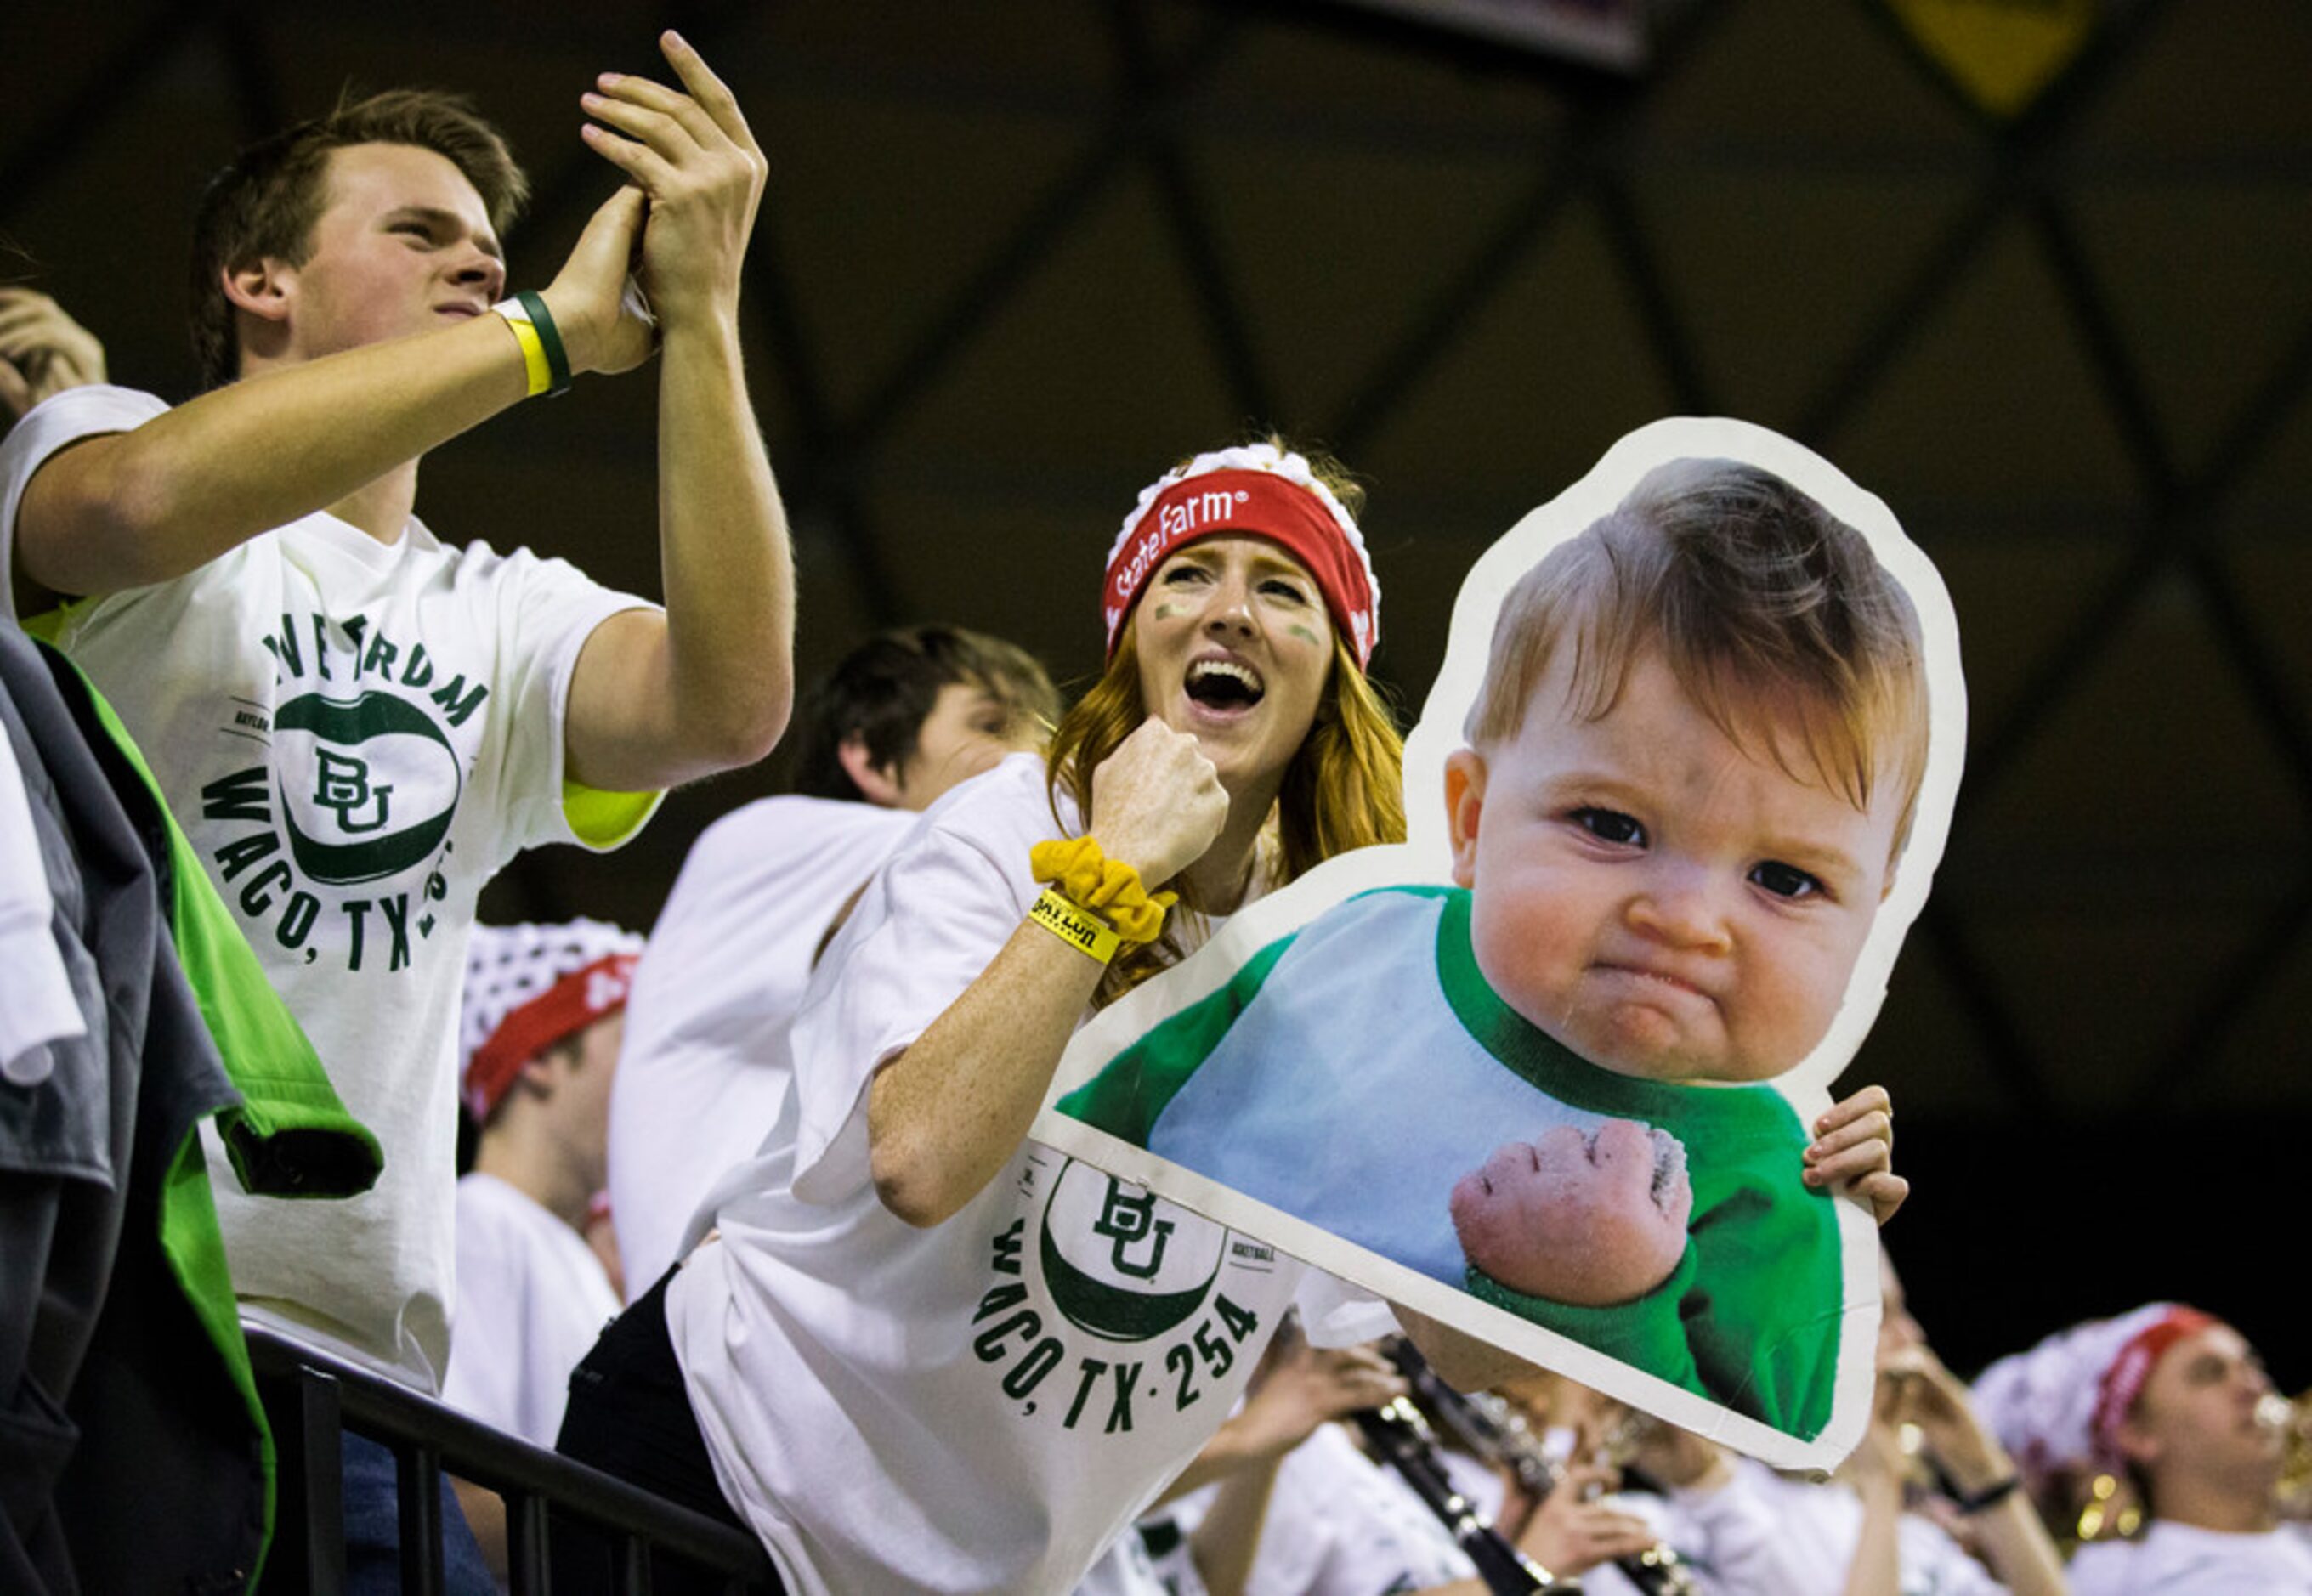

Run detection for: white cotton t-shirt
[[2069, 1519, 2312, 1595], [0, 385, 660, 1392], [439, 1172, 622, 1448], [1703, 1459, 2004, 1596], [607, 795, 915, 1299], [668, 754, 1388, 1596], [1219, 1421, 1475, 1596], [1193, 1423, 1723, 1596]]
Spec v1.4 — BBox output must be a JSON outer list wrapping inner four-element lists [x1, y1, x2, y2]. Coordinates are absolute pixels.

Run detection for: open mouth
[[1185, 658, 1265, 711]]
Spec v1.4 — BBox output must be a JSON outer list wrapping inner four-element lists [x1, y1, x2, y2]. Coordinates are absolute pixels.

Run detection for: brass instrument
[[2071, 1469, 2143, 1545], [2260, 1388, 2312, 1520]]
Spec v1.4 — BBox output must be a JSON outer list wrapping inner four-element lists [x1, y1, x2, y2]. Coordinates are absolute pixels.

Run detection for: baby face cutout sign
[[1033, 417, 1966, 1470]]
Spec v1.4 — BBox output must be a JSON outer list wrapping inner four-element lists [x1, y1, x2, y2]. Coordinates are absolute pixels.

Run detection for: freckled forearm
[[868, 918, 1105, 1225]]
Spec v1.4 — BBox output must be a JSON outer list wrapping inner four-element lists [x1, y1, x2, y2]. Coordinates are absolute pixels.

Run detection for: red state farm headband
[[462, 952, 638, 1121], [2091, 1305, 2217, 1455], [1102, 452, 1380, 668]]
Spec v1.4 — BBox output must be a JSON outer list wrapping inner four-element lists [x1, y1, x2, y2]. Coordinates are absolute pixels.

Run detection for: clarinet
[[1386, 1343, 1698, 1596], [1352, 1395, 1562, 1594]]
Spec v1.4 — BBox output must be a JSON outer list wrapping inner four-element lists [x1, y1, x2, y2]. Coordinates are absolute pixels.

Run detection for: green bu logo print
[[1093, 1180, 1174, 1281], [275, 690, 462, 886], [1039, 1161, 1220, 1342], [313, 748, 393, 833]]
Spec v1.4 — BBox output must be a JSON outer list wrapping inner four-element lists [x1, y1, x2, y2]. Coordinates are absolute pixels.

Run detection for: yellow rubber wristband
[[495, 303, 552, 399], [1028, 886, 1122, 965]]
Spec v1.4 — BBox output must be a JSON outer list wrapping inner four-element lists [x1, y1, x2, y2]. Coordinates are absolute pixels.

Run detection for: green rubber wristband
[[514, 290, 572, 396]]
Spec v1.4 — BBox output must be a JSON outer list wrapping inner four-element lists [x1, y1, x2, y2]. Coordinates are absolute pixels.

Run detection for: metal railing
[[246, 1325, 778, 1594]]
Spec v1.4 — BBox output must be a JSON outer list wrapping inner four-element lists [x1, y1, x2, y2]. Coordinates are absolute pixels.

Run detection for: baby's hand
[[1805, 1084, 1906, 1224], [1450, 1119, 1692, 1306]]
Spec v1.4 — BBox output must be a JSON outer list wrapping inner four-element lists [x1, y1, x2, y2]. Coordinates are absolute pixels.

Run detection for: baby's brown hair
[[1465, 458, 1930, 857]]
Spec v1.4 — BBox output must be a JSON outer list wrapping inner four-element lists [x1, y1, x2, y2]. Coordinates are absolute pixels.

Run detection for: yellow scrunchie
[[1030, 838, 1176, 945]]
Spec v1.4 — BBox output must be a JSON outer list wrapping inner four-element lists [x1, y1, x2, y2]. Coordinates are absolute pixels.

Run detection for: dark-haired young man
[[608, 625, 1057, 1294], [0, 32, 791, 1415]]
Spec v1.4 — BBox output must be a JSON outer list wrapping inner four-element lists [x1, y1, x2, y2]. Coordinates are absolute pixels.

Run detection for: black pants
[[553, 1269, 783, 1594]]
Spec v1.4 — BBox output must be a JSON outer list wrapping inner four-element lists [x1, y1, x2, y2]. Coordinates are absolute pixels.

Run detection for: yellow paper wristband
[[495, 303, 552, 398], [1029, 886, 1122, 965]]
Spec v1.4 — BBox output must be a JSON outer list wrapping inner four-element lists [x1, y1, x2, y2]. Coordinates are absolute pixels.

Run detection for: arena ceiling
[[6, 0, 2309, 1372]]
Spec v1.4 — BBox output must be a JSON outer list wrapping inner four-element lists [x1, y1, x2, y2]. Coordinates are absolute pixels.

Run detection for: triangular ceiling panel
[[1209, 8, 1574, 141], [2207, 348, 2312, 529], [1353, 195, 1681, 505], [1850, 923, 2024, 1116], [759, 88, 1093, 418], [1869, 0, 2100, 123], [2221, 541, 2312, 746], [1965, 904, 2259, 1110], [1823, 214, 2147, 511], [3, 4, 171, 148], [1191, 137, 1533, 433], [3, 43, 247, 402], [757, 1, 1118, 88], [1959, 565, 2308, 859], [1643, 0, 1975, 149], [2198, 927, 2312, 1110], [1924, 534, 2132, 766], [1366, 524, 1508, 717], [2070, 0, 2312, 161], [866, 475, 1127, 689], [877, 166, 1245, 480], [2069, 184, 2312, 486], [1628, 166, 1975, 431]]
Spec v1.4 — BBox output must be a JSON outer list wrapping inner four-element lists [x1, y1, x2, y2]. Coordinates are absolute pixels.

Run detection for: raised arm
[[1839, 1400, 1909, 1596], [9, 198, 654, 610], [558, 32, 795, 790], [867, 720, 1227, 1227], [1888, 1344, 2069, 1596]]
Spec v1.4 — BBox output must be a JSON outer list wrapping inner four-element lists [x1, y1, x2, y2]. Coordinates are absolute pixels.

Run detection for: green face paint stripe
[[1289, 625, 1322, 648]]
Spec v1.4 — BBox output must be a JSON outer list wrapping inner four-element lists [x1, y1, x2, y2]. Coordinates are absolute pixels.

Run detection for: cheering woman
[[556, 440, 1901, 1596]]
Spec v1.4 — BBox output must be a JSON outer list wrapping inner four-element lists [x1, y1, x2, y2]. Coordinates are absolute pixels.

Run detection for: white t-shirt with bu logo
[[0, 385, 660, 1393], [669, 755, 1386, 1596]]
